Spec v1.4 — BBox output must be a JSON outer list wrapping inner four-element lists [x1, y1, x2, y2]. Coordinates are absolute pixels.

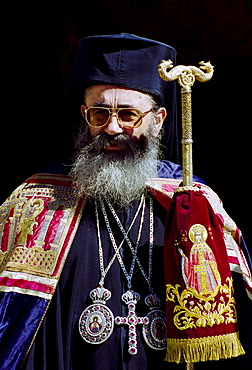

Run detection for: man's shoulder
[[20, 160, 73, 190], [23, 172, 73, 187], [157, 160, 205, 184], [157, 160, 183, 179], [40, 160, 71, 176], [1, 172, 75, 204], [152, 161, 217, 206]]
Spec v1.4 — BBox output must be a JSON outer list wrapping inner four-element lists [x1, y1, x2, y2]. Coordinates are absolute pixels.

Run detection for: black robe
[[23, 161, 252, 369]]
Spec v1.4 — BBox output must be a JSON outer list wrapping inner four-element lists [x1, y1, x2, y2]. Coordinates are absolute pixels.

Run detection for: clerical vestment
[[0, 161, 251, 369]]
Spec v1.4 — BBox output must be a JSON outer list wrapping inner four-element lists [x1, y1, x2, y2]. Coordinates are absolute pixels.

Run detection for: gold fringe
[[165, 332, 245, 363], [186, 364, 195, 370]]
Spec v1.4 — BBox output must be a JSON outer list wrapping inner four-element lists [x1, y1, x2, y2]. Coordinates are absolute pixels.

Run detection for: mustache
[[82, 132, 149, 156]]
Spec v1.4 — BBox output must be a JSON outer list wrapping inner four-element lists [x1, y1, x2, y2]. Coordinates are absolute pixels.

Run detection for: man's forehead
[[85, 84, 152, 107]]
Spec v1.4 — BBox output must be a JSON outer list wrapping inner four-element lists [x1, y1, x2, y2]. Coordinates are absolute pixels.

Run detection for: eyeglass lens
[[86, 108, 142, 127]]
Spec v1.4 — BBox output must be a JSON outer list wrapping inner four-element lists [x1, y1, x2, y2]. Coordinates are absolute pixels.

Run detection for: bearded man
[[71, 84, 167, 208], [0, 34, 252, 370]]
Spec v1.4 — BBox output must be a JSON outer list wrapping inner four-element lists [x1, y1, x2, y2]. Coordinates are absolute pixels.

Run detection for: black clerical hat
[[66, 33, 179, 162]]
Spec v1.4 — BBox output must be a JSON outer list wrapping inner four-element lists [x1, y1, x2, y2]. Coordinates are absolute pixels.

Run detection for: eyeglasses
[[81, 106, 153, 129]]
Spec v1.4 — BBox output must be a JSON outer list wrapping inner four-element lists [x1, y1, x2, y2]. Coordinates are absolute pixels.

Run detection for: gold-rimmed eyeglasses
[[81, 106, 153, 129]]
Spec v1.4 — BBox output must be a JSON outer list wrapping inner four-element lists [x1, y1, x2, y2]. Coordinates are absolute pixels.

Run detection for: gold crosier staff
[[158, 59, 214, 187], [157, 60, 214, 370]]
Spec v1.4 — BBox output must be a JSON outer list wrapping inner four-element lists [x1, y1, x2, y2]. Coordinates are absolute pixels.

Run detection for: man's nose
[[104, 114, 124, 135]]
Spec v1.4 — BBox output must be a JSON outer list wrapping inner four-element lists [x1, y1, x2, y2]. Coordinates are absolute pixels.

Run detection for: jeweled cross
[[115, 290, 149, 355]]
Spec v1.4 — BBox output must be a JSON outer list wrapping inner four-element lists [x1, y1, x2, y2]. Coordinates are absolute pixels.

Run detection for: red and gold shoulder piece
[[0, 173, 86, 299], [146, 178, 213, 196], [146, 178, 207, 211], [24, 172, 74, 186]]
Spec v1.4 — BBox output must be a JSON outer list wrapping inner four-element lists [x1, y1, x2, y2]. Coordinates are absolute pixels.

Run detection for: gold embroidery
[[0, 251, 5, 268], [188, 224, 208, 244], [16, 198, 44, 246], [179, 224, 221, 293], [165, 332, 245, 363], [0, 205, 13, 266], [0, 175, 86, 278], [6, 246, 57, 274], [166, 277, 237, 330]]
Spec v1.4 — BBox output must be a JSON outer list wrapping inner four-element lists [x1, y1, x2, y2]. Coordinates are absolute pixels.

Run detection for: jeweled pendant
[[79, 287, 114, 344], [115, 290, 149, 355], [142, 294, 167, 350]]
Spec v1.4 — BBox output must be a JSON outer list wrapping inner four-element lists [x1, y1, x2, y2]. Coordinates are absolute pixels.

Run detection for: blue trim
[[0, 292, 48, 369]]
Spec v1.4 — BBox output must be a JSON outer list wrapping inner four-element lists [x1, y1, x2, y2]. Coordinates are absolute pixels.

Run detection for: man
[[0, 33, 251, 370]]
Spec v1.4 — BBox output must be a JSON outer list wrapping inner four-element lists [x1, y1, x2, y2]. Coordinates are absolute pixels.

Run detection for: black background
[[1, 0, 251, 249]]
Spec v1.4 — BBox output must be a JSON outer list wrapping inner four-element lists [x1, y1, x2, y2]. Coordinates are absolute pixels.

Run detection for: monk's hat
[[66, 33, 179, 161]]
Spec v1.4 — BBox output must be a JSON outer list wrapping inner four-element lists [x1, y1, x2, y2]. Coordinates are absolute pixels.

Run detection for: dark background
[[1, 0, 251, 248]]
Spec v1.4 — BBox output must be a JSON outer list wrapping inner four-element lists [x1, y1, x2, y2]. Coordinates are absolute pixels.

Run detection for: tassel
[[186, 364, 195, 370], [165, 332, 245, 363]]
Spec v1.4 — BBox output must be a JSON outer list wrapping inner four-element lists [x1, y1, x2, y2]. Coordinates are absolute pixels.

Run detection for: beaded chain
[[96, 195, 154, 292], [95, 195, 145, 287]]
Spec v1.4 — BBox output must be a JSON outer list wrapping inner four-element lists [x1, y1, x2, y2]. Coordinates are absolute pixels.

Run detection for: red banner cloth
[[163, 187, 244, 363]]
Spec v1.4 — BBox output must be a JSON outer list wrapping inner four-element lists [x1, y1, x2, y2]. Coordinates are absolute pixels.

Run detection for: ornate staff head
[[158, 60, 214, 186]]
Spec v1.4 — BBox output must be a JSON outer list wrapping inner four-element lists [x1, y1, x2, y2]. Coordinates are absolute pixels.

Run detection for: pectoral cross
[[115, 290, 149, 355]]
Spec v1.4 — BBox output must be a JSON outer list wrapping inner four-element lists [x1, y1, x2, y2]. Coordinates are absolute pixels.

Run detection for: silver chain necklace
[[78, 196, 144, 346], [97, 195, 145, 288], [101, 195, 147, 290], [79, 196, 167, 353]]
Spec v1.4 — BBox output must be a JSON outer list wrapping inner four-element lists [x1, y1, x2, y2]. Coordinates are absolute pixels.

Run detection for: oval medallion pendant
[[142, 308, 167, 350], [79, 303, 114, 344], [79, 287, 114, 344], [142, 294, 167, 350]]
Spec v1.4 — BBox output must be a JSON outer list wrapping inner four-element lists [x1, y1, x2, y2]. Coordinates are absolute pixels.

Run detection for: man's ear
[[152, 107, 167, 138], [81, 105, 87, 117]]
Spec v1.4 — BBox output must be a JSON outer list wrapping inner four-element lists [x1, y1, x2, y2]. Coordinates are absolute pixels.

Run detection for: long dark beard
[[70, 125, 160, 208]]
